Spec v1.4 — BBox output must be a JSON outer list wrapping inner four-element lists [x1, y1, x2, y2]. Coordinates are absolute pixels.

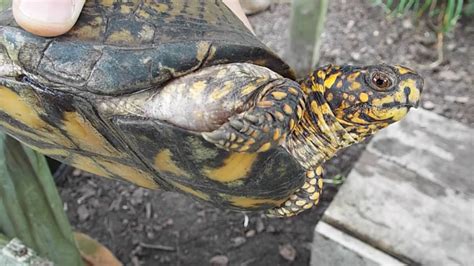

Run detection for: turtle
[[0, 0, 423, 217]]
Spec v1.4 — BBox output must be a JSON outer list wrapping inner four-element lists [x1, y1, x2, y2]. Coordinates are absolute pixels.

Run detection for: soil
[[58, 1, 473, 265]]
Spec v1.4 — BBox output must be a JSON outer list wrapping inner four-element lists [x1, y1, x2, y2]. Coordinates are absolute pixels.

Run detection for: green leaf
[[0, 132, 83, 265]]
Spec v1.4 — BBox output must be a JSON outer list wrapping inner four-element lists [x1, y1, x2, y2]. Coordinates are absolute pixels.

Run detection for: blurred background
[[0, 0, 472, 265]]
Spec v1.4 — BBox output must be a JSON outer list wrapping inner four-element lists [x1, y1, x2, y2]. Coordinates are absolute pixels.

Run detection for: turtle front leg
[[266, 166, 324, 217], [202, 81, 303, 153]]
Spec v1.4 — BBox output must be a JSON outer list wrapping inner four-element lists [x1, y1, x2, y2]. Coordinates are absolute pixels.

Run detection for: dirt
[[58, 1, 473, 265]]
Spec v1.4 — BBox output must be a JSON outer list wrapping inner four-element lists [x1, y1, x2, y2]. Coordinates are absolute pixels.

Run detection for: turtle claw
[[266, 167, 324, 217]]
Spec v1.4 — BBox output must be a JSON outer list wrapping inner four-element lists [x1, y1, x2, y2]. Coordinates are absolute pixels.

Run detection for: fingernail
[[17, 0, 75, 24]]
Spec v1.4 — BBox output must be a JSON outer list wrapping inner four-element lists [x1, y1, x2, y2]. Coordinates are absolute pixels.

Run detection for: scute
[[0, 0, 294, 95]]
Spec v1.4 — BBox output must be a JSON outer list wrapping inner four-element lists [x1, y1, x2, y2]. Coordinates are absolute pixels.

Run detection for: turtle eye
[[370, 72, 392, 91]]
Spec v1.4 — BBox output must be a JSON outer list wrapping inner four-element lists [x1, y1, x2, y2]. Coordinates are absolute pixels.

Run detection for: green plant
[[371, 0, 467, 33]]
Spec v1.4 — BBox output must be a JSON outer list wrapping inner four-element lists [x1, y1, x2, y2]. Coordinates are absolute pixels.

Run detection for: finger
[[12, 0, 85, 37]]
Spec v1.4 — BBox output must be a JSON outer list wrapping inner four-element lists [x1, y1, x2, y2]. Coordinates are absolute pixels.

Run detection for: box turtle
[[0, 1, 423, 217]]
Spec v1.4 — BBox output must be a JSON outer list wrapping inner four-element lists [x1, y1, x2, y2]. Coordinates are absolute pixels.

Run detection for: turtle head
[[305, 64, 423, 142]]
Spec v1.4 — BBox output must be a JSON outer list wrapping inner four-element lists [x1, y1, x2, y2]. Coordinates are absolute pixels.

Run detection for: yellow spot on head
[[336, 81, 343, 88], [395, 66, 415, 75], [203, 152, 257, 183], [347, 72, 360, 82], [350, 82, 361, 90], [324, 72, 341, 89], [359, 93, 369, 103]]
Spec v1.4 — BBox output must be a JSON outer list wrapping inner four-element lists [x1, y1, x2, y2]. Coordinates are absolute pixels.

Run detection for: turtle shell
[[0, 1, 304, 211]]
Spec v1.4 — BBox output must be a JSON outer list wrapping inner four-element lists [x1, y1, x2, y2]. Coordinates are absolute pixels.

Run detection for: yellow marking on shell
[[316, 166, 323, 176], [272, 91, 287, 100], [283, 104, 293, 115], [349, 95, 356, 102], [62, 112, 119, 157], [306, 186, 316, 193], [191, 80, 207, 97], [312, 83, 324, 93], [307, 170, 316, 178], [0, 121, 54, 146], [303, 203, 314, 209], [257, 143, 272, 152], [98, 160, 159, 189], [224, 195, 286, 208], [309, 178, 317, 185], [359, 93, 369, 103], [324, 72, 341, 89], [347, 72, 360, 82], [170, 181, 210, 201], [71, 156, 112, 178], [99, 0, 114, 6], [288, 87, 299, 96], [137, 9, 150, 19], [336, 81, 343, 88], [210, 81, 234, 100], [151, 2, 169, 13], [302, 182, 310, 189], [350, 82, 361, 90], [106, 29, 134, 43], [69, 16, 103, 39], [138, 24, 155, 42], [196, 41, 211, 62], [0, 86, 74, 148], [203, 153, 258, 183], [0, 86, 46, 129], [395, 66, 414, 75], [239, 145, 250, 152], [154, 149, 190, 178], [120, 5, 133, 14]]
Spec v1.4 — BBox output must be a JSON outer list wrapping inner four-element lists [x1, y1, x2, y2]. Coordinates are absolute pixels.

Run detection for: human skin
[[11, 0, 253, 37]]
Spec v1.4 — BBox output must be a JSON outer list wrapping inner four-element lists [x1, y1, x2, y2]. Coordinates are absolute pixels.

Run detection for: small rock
[[422, 101, 435, 110], [72, 169, 82, 176], [245, 230, 256, 238], [130, 188, 145, 205], [146, 231, 154, 239], [346, 20, 355, 30], [77, 205, 90, 221], [210, 255, 229, 266], [231, 236, 246, 247], [444, 95, 469, 103], [279, 244, 296, 262], [386, 37, 394, 45], [266, 225, 276, 233], [373, 30, 379, 37], [439, 70, 461, 81], [402, 19, 413, 29], [350, 52, 361, 61]]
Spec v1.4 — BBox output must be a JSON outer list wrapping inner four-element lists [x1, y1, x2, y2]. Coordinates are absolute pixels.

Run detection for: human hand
[[12, 0, 253, 37]]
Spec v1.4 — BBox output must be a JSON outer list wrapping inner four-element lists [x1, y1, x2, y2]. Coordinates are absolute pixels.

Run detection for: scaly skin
[[205, 63, 423, 217]]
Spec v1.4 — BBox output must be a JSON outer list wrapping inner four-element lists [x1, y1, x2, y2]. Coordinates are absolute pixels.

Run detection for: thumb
[[12, 0, 85, 37]]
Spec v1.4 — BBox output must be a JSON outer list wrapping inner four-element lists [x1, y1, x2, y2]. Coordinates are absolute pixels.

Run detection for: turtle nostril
[[15, 74, 27, 82]]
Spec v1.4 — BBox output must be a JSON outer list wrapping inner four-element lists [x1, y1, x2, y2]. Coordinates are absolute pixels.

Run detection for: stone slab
[[321, 109, 474, 265], [311, 222, 404, 266]]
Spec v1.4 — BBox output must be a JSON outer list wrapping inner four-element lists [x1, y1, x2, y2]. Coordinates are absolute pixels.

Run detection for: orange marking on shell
[[283, 104, 293, 115], [271, 91, 287, 100]]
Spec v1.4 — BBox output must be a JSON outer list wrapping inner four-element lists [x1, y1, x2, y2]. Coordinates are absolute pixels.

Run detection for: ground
[[58, 0, 473, 265]]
